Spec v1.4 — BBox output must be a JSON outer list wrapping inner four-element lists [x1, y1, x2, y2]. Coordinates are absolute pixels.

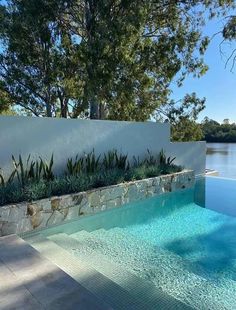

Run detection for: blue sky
[[171, 16, 236, 124]]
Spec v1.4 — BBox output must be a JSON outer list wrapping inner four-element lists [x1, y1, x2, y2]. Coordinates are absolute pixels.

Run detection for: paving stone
[[0, 258, 44, 310], [0, 235, 111, 309]]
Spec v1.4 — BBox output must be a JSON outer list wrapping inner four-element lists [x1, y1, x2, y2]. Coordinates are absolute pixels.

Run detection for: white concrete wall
[[0, 116, 205, 176], [167, 142, 206, 176]]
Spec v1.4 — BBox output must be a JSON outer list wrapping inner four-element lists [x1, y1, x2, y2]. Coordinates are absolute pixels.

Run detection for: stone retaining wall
[[0, 170, 194, 236]]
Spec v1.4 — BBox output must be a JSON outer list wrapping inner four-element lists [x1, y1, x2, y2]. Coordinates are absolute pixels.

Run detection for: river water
[[206, 143, 236, 179]]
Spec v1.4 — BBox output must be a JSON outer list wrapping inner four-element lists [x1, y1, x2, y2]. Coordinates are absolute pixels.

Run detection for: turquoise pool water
[[24, 177, 236, 309]]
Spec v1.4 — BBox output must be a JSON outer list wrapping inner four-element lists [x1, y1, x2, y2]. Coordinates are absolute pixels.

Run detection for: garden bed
[[0, 170, 194, 236]]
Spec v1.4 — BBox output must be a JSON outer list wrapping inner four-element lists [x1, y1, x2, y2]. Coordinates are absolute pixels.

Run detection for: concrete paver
[[0, 235, 111, 310]]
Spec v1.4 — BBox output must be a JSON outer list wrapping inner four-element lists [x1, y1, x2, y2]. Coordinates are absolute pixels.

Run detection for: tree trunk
[[45, 86, 52, 117], [45, 101, 52, 117], [60, 98, 68, 118], [85, 1, 100, 120], [99, 102, 106, 119], [90, 99, 100, 119]]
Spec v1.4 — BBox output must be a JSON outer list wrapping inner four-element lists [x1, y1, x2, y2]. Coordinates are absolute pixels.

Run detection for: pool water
[[24, 177, 236, 309]]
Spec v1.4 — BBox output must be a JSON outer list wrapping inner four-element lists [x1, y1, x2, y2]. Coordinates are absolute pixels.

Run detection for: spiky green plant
[[39, 154, 54, 181], [159, 149, 176, 166], [103, 150, 116, 170], [144, 149, 158, 166], [66, 155, 84, 176], [11, 154, 37, 187], [114, 151, 129, 170], [0, 168, 16, 187], [85, 150, 100, 173]]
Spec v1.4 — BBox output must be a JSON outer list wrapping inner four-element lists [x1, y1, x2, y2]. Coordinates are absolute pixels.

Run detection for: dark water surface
[[206, 143, 236, 179]]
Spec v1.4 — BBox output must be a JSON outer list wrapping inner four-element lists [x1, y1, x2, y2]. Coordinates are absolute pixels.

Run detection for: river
[[206, 143, 236, 179]]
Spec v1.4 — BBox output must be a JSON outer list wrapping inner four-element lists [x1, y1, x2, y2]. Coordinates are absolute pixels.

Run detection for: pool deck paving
[[0, 234, 112, 310], [0, 234, 193, 310]]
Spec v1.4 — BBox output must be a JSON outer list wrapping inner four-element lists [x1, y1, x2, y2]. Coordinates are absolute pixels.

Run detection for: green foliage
[[103, 150, 117, 170], [0, 167, 16, 187], [0, 154, 54, 188], [90, 169, 125, 188], [24, 180, 51, 201], [201, 117, 236, 142], [145, 166, 162, 178], [159, 149, 176, 166], [66, 150, 129, 176], [223, 16, 236, 41], [125, 165, 147, 181], [114, 151, 129, 170], [40, 155, 54, 181], [156, 93, 205, 142], [0, 149, 182, 206], [144, 149, 158, 166], [103, 150, 129, 170], [171, 119, 204, 142], [11, 155, 35, 188], [84, 150, 100, 174], [0, 183, 24, 205], [0, 1, 234, 119], [66, 156, 84, 177]]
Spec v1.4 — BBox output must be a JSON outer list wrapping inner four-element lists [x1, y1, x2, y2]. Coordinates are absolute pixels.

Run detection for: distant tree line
[[201, 117, 236, 142]]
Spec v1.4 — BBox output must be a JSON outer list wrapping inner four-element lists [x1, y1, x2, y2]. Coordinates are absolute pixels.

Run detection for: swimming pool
[[23, 177, 236, 309]]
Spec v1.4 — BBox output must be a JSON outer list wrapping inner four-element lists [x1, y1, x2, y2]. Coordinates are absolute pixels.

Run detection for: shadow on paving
[[0, 234, 111, 310]]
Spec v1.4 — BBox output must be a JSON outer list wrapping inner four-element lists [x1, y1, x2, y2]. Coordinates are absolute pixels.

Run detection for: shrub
[[0, 183, 24, 205], [24, 180, 51, 201], [0, 149, 182, 205], [125, 165, 147, 181]]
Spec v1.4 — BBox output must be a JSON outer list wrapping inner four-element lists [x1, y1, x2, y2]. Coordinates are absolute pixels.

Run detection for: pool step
[[48, 232, 192, 310], [26, 233, 145, 310], [1, 234, 112, 310], [68, 228, 236, 310]]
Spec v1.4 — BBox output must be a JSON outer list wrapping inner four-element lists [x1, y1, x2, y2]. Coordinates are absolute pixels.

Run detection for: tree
[[222, 15, 236, 70], [0, 0, 234, 119], [201, 117, 236, 142], [223, 118, 230, 125], [0, 1, 83, 117], [156, 93, 205, 141]]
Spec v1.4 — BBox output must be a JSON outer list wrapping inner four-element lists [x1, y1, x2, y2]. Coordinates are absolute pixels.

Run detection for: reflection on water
[[196, 177, 236, 218], [206, 143, 236, 179], [206, 148, 228, 155]]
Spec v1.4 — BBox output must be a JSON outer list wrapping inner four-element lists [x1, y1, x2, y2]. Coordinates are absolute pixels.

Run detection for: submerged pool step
[[48, 232, 192, 310], [26, 233, 144, 310], [68, 228, 236, 310]]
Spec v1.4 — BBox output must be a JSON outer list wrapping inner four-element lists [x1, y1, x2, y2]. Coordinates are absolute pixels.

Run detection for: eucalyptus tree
[[0, 0, 84, 117], [0, 0, 235, 119], [221, 15, 236, 70], [76, 0, 234, 120]]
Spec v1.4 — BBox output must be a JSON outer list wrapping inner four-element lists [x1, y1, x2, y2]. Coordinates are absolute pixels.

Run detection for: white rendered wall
[[0, 116, 205, 176]]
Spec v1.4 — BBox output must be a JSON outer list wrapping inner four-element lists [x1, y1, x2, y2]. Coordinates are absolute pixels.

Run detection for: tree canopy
[[0, 0, 234, 119], [156, 92, 205, 141], [201, 117, 236, 142]]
